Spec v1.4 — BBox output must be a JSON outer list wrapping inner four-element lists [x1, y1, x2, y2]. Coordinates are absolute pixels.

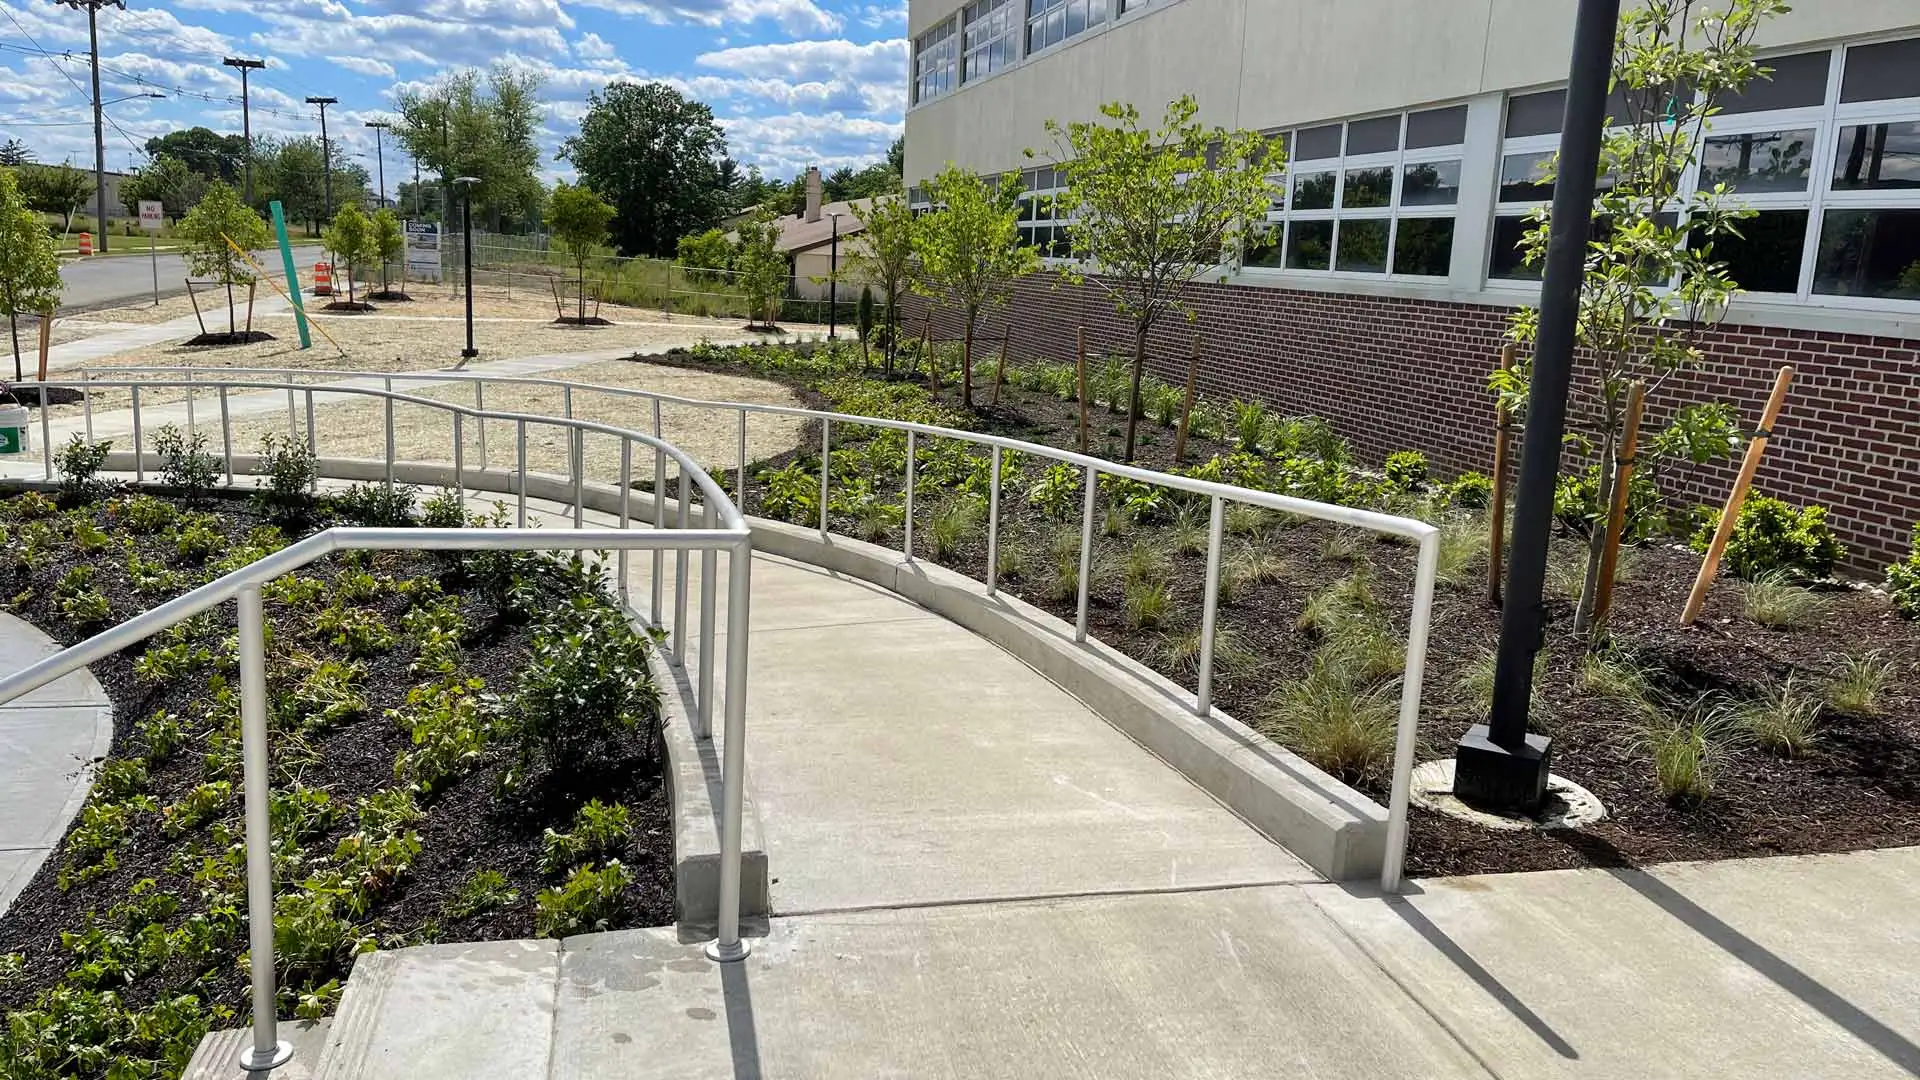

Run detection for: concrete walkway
[[0, 613, 112, 916]]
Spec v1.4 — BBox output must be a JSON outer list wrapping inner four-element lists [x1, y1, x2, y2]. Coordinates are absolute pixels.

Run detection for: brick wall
[[902, 276, 1920, 571]]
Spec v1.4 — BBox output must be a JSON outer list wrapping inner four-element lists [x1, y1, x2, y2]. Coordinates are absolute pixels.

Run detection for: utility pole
[[306, 96, 338, 220], [223, 57, 265, 205], [364, 120, 390, 209], [58, 0, 125, 255], [1452, 0, 1621, 815]]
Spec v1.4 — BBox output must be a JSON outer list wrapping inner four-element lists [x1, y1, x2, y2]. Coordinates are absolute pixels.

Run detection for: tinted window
[[1840, 37, 1920, 104], [1401, 160, 1460, 206], [1295, 124, 1342, 161], [1244, 226, 1284, 268], [1393, 218, 1454, 277], [1814, 209, 1920, 299], [1489, 215, 1540, 280], [1286, 220, 1333, 271], [1699, 129, 1815, 193], [1830, 122, 1920, 191], [1341, 167, 1392, 209], [1499, 152, 1555, 202], [1505, 90, 1564, 138], [1406, 105, 1468, 149], [1721, 51, 1829, 113], [1335, 220, 1389, 273], [1292, 171, 1336, 211], [1699, 209, 1807, 294], [1346, 116, 1400, 156]]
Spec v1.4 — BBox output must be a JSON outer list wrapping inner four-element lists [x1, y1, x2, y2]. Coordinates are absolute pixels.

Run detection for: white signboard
[[138, 200, 164, 233], [405, 220, 441, 283]]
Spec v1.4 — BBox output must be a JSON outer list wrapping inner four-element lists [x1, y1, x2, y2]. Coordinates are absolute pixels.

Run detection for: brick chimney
[[804, 166, 822, 223]]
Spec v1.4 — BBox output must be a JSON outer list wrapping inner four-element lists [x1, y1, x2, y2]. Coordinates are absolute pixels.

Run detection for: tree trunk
[[578, 256, 587, 323], [991, 323, 1010, 406], [8, 311, 21, 383], [960, 313, 975, 409], [883, 302, 897, 378], [226, 281, 236, 336], [1572, 429, 1618, 636], [1123, 322, 1148, 463]]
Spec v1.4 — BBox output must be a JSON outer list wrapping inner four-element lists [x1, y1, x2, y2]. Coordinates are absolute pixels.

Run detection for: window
[[912, 18, 957, 105], [1017, 167, 1071, 258], [1251, 104, 1464, 279], [962, 0, 1017, 83], [1027, 0, 1106, 53]]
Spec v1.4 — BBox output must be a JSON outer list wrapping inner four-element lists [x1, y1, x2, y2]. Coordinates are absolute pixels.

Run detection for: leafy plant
[[1445, 472, 1492, 510], [1231, 399, 1268, 452], [540, 800, 632, 875], [760, 460, 820, 525], [54, 435, 114, 505], [1026, 462, 1083, 522], [534, 862, 631, 938], [174, 516, 223, 564], [1729, 677, 1821, 758], [1739, 571, 1825, 629], [420, 488, 470, 529], [162, 781, 234, 838], [316, 605, 398, 658], [328, 483, 419, 527], [1383, 450, 1429, 491], [134, 710, 186, 763], [513, 596, 659, 779], [255, 432, 318, 522], [1887, 522, 1920, 618], [1693, 496, 1843, 581], [448, 869, 519, 919], [273, 890, 373, 981], [152, 425, 220, 502]]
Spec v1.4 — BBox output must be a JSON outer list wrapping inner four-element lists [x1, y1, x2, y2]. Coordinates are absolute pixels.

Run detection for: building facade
[[901, 0, 1920, 567]]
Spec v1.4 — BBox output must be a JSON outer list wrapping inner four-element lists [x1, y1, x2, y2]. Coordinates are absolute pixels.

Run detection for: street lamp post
[[827, 210, 842, 340], [455, 176, 479, 361], [1452, 0, 1621, 815], [57, 0, 125, 254]]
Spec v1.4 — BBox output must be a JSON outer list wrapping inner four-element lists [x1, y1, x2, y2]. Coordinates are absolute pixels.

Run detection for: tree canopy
[[253, 138, 367, 233], [325, 203, 377, 306], [561, 82, 729, 258], [20, 164, 95, 232], [143, 127, 249, 186], [120, 155, 206, 225], [847, 193, 917, 373], [394, 66, 545, 232], [546, 181, 617, 322], [0, 140, 32, 168], [733, 206, 787, 329], [912, 166, 1038, 407], [0, 166, 62, 378]]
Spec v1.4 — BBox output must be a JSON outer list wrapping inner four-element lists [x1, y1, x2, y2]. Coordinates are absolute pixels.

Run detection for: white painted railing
[[0, 383, 756, 1075], [50, 364, 1443, 893]]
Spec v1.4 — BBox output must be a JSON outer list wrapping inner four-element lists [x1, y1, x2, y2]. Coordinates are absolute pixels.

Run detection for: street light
[[102, 92, 164, 107], [454, 176, 479, 361], [827, 210, 842, 340]]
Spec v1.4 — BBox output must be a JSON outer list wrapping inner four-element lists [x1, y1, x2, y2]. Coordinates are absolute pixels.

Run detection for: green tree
[[733, 206, 787, 329], [20, 163, 94, 232], [912, 165, 1039, 409], [143, 127, 248, 185], [886, 135, 905, 179], [0, 140, 32, 168], [178, 181, 271, 336], [371, 208, 406, 296], [546, 181, 617, 323], [0, 167, 61, 379], [1491, 0, 1785, 635], [394, 67, 546, 232], [1044, 96, 1281, 461], [561, 82, 729, 258], [324, 203, 377, 308], [120, 155, 207, 224], [253, 138, 364, 232], [847, 192, 917, 376], [675, 227, 732, 279]]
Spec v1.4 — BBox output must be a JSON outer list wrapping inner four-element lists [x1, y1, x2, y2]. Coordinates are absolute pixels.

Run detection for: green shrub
[[1445, 471, 1493, 510], [134, 710, 186, 763], [760, 460, 819, 524], [55, 435, 114, 505], [152, 425, 220, 502], [1692, 495, 1843, 580], [540, 800, 632, 875], [420, 488, 469, 528], [174, 516, 223, 563], [534, 862, 631, 937], [513, 596, 659, 777], [328, 483, 419, 526], [448, 870, 519, 919], [255, 433, 318, 521], [161, 781, 233, 838], [114, 493, 178, 534], [1885, 522, 1920, 618], [1384, 450, 1429, 491]]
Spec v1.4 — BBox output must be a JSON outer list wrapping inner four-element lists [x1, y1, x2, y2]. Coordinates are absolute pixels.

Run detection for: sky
[[0, 0, 908, 186]]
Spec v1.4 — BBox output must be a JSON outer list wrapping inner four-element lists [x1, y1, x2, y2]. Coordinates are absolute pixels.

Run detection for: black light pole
[[827, 210, 842, 339], [222, 57, 265, 204], [455, 176, 478, 360], [1452, 0, 1620, 815], [307, 96, 338, 220]]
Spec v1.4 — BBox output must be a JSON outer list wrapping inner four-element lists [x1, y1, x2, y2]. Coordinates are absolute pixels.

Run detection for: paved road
[[58, 245, 324, 312]]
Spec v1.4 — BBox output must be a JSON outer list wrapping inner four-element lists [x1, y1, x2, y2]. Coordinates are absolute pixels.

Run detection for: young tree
[[0, 140, 32, 168], [178, 181, 271, 337], [121, 155, 208, 225], [370, 208, 406, 298], [0, 168, 61, 379], [394, 67, 546, 232], [848, 192, 917, 376], [546, 181, 617, 323], [912, 166, 1038, 409], [675, 228, 733, 279], [324, 204, 378, 308], [1045, 96, 1281, 462], [1491, 0, 1786, 635], [21, 164, 94, 233], [560, 82, 729, 257], [733, 206, 787, 330]]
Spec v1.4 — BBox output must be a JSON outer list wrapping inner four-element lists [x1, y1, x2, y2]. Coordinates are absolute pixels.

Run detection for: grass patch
[[1739, 571, 1825, 629], [1258, 662, 1397, 784], [1826, 652, 1892, 715], [1729, 677, 1823, 758]]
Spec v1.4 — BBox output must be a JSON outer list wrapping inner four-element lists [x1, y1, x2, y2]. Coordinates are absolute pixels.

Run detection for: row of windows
[[915, 0, 1148, 105]]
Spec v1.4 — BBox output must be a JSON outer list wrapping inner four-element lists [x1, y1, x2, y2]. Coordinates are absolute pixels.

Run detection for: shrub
[[328, 483, 419, 526], [152, 425, 220, 502], [255, 433, 318, 521], [1026, 462, 1082, 521], [1827, 653, 1892, 715], [54, 435, 114, 505], [162, 781, 234, 837], [1886, 523, 1920, 618], [928, 497, 982, 561], [514, 596, 659, 777], [448, 870, 518, 919], [1643, 700, 1739, 804], [540, 800, 632, 874], [1555, 465, 1665, 540], [1739, 571, 1825, 629], [1730, 678, 1822, 758], [534, 862, 630, 937], [1445, 472, 1493, 510], [1383, 450, 1429, 491], [760, 461, 819, 525], [1692, 495, 1843, 580], [420, 488, 469, 528], [115, 493, 178, 534], [1259, 662, 1396, 783]]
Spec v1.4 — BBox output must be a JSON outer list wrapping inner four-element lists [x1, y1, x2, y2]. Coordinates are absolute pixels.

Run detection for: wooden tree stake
[[921, 309, 936, 397], [1590, 381, 1645, 632], [1075, 325, 1089, 453], [36, 309, 53, 381], [1487, 342, 1517, 606], [991, 322, 1011, 406], [1681, 366, 1795, 626], [1174, 332, 1201, 464]]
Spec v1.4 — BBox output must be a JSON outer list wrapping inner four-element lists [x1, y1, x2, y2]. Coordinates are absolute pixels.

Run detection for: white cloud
[[329, 55, 399, 80], [718, 110, 901, 175], [573, 32, 617, 59], [566, 0, 842, 37], [695, 38, 903, 84], [856, 1, 906, 28], [359, 0, 575, 30]]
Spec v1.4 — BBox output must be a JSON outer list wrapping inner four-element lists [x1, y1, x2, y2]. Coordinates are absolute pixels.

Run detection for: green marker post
[[271, 201, 312, 350]]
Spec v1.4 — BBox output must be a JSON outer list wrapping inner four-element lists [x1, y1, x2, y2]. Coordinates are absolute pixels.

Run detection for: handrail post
[[986, 447, 1003, 595], [81, 374, 93, 446], [236, 585, 292, 1073], [515, 420, 528, 528], [903, 431, 916, 561], [652, 401, 665, 628], [818, 418, 831, 540], [286, 387, 296, 439], [697, 498, 717, 740], [571, 429, 585, 528], [475, 382, 487, 468], [1382, 529, 1442, 894], [384, 376, 395, 489], [219, 386, 233, 484], [129, 386, 143, 483], [736, 409, 747, 511], [705, 536, 752, 964], [1197, 496, 1225, 716], [39, 386, 52, 481], [563, 385, 573, 420], [1076, 466, 1097, 643], [673, 470, 690, 664], [453, 414, 465, 496], [184, 368, 196, 439], [617, 439, 632, 601], [303, 390, 316, 492]]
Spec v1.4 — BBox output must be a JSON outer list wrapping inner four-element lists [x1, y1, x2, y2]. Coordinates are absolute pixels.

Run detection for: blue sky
[[0, 0, 907, 183]]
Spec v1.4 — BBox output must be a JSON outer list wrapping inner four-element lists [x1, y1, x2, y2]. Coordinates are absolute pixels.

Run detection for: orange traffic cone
[[77, 232, 93, 257], [314, 262, 334, 297]]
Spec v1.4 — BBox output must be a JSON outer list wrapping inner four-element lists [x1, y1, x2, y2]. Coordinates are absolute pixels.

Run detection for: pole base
[[237, 1038, 294, 1073], [460, 348, 478, 359], [1452, 723, 1553, 816], [704, 938, 752, 963]]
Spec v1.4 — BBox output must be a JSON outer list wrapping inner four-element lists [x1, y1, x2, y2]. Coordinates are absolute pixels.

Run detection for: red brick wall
[[903, 276, 1920, 571]]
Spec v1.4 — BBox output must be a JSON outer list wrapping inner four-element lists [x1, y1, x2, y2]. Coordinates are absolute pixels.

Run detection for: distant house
[[742, 167, 874, 301]]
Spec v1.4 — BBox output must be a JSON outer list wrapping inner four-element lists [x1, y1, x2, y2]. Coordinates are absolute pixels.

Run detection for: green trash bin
[[0, 402, 29, 455]]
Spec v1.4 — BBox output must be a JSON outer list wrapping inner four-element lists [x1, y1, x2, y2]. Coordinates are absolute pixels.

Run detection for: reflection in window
[[962, 0, 1017, 83], [1401, 161, 1459, 206], [1335, 220, 1389, 273], [1489, 216, 1540, 280], [1393, 218, 1454, 277], [1699, 130, 1815, 193], [1244, 227, 1285, 268], [1815, 209, 1920, 299], [1292, 171, 1336, 211], [1700, 209, 1808, 294], [912, 20, 958, 104], [1341, 167, 1392, 209], [1287, 221, 1333, 271], [1830, 122, 1920, 191], [1500, 152, 1555, 203], [1027, 0, 1107, 52]]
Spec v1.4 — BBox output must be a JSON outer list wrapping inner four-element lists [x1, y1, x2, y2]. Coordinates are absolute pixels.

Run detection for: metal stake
[[1196, 497, 1225, 716], [236, 586, 292, 1073], [986, 447, 1002, 594], [1076, 466, 1097, 642]]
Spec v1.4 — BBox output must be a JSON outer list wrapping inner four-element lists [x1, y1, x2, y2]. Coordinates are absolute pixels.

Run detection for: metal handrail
[[47, 363, 1442, 893], [0, 393, 758, 1072]]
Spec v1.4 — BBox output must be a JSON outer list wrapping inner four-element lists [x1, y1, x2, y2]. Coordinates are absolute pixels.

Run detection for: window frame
[[911, 16, 959, 106], [961, 0, 1019, 85]]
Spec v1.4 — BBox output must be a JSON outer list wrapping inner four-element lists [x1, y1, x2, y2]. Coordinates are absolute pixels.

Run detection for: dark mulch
[[0, 491, 672, 1021], [364, 291, 413, 303], [624, 346, 1920, 879], [552, 316, 614, 327], [321, 301, 376, 313], [5, 387, 84, 409], [183, 330, 275, 347]]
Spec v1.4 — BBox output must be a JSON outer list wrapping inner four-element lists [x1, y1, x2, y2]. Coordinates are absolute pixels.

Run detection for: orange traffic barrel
[[314, 262, 334, 297], [77, 232, 92, 257]]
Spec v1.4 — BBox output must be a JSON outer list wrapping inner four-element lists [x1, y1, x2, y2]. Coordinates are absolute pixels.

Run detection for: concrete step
[[181, 1019, 332, 1080], [313, 940, 560, 1080]]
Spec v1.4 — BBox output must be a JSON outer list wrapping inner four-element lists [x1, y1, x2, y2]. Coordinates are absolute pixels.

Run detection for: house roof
[[768, 198, 875, 254]]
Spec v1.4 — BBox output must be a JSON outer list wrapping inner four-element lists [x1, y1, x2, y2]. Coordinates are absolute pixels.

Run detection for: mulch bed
[[629, 346, 1920, 879], [552, 316, 614, 327], [183, 330, 275, 347], [321, 301, 377, 313], [0, 491, 672, 1024]]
